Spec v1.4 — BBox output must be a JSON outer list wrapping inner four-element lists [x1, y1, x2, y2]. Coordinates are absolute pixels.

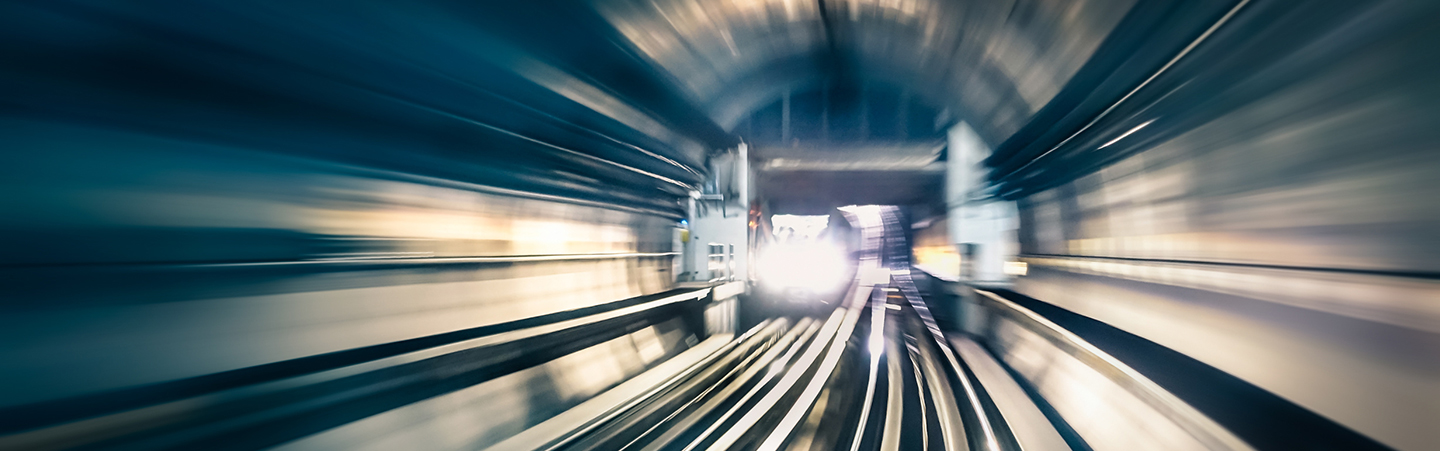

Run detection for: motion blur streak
[[1, 0, 1438, 450]]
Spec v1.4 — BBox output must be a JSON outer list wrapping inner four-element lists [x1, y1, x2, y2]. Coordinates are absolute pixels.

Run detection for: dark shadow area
[[989, 288, 1394, 451]]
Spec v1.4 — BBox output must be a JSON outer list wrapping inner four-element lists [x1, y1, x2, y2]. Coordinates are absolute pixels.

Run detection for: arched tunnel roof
[[596, 0, 1136, 146], [573, 0, 1254, 208], [0, 0, 1252, 212]]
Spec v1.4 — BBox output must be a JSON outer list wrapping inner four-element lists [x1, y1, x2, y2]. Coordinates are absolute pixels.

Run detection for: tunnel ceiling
[[595, 0, 1137, 146], [738, 83, 945, 147], [588, 0, 1165, 211], [0, 0, 1249, 218], [581, 0, 1257, 203]]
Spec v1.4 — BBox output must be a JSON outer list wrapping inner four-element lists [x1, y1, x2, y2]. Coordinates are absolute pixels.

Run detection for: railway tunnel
[[1, 0, 1438, 450]]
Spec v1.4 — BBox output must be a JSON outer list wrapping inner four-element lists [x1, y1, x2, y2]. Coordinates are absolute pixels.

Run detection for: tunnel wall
[[1008, 6, 1440, 448], [0, 120, 680, 410], [0, 0, 719, 426]]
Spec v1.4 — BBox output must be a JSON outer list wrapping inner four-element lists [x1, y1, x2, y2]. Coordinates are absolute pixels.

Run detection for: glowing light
[[839, 205, 884, 228], [771, 214, 830, 239], [756, 242, 848, 291]]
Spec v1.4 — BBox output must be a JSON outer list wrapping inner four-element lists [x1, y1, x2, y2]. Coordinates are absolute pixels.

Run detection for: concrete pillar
[[946, 122, 1018, 284]]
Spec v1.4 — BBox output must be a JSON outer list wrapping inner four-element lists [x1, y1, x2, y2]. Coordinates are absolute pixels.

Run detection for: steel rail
[[895, 271, 1004, 451], [612, 321, 791, 451], [846, 288, 889, 451], [676, 319, 824, 451], [538, 319, 786, 451], [640, 318, 818, 451], [752, 283, 872, 451]]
